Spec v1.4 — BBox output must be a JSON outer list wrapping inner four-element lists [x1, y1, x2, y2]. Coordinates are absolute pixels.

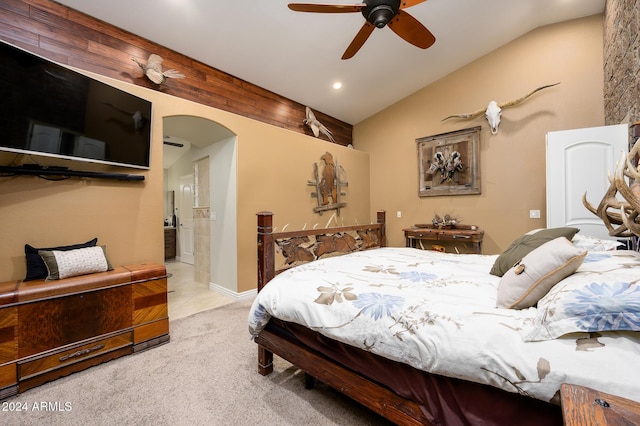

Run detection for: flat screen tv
[[0, 41, 152, 169]]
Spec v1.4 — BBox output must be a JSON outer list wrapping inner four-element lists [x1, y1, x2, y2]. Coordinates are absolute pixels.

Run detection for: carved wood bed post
[[256, 211, 274, 375], [376, 210, 387, 247], [257, 211, 275, 292]]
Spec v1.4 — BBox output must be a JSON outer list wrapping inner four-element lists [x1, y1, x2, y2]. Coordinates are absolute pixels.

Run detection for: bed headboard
[[257, 211, 386, 291]]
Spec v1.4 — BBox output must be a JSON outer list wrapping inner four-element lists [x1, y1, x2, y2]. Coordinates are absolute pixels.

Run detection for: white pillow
[[38, 246, 113, 280], [497, 237, 587, 309], [571, 233, 624, 251]]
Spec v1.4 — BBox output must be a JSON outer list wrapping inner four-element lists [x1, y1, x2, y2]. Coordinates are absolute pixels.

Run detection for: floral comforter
[[248, 247, 640, 403]]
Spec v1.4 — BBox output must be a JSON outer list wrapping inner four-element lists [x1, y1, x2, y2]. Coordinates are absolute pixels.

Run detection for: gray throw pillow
[[490, 227, 579, 277]]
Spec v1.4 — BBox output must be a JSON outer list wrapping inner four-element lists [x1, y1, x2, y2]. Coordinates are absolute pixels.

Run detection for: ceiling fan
[[288, 0, 435, 59]]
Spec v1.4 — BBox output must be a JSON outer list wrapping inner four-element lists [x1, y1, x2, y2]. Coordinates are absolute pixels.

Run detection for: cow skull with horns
[[441, 82, 560, 134]]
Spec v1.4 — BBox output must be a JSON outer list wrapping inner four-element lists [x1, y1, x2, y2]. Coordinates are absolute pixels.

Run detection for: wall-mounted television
[[0, 41, 152, 169]]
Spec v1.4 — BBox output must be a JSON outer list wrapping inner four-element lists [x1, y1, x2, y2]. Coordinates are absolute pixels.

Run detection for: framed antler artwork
[[417, 126, 481, 197]]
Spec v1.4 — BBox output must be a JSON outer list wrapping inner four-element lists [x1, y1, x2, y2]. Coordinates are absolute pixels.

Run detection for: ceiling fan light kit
[[365, 0, 400, 28], [288, 0, 435, 59]]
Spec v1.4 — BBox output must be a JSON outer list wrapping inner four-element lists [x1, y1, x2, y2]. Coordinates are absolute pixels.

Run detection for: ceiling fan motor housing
[[363, 0, 401, 28]]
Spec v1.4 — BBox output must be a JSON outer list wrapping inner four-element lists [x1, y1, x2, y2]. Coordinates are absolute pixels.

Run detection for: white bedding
[[248, 247, 640, 403]]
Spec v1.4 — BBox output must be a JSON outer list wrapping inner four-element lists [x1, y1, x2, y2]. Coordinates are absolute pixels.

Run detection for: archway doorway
[[163, 115, 238, 297]]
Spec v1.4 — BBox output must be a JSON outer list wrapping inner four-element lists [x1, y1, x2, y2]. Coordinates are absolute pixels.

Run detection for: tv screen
[[0, 41, 152, 169]]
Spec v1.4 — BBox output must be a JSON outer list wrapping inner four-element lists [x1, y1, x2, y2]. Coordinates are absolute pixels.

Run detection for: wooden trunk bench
[[0, 262, 169, 400]]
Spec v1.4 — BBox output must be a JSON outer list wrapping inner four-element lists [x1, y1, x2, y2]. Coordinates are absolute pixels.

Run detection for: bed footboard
[[254, 210, 434, 424]]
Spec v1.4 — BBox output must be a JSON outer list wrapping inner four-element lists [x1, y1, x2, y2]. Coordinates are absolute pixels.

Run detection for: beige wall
[[0, 71, 372, 291], [0, 74, 166, 280], [354, 15, 605, 254], [235, 132, 371, 293]]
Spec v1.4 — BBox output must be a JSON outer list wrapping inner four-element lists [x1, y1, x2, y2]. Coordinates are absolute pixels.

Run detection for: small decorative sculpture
[[442, 82, 560, 134], [308, 151, 348, 214], [304, 107, 335, 143], [432, 213, 459, 229], [131, 54, 185, 85]]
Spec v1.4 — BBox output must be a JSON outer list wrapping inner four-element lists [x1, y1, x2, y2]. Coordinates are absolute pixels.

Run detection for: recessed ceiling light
[[332, 82, 342, 90]]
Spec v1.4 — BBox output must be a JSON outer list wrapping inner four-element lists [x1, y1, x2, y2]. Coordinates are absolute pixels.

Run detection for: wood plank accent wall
[[0, 0, 353, 146]]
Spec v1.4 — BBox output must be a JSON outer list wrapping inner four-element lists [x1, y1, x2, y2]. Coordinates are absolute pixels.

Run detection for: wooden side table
[[403, 224, 484, 254], [561, 383, 640, 425]]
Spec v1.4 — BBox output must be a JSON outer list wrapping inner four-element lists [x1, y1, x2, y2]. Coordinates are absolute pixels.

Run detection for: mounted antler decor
[[442, 82, 560, 134], [583, 139, 640, 237]]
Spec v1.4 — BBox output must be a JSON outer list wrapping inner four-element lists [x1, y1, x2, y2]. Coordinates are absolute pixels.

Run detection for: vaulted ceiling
[[55, 0, 605, 125]]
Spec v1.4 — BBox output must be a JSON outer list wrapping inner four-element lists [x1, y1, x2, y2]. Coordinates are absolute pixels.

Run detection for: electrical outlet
[[529, 210, 541, 219]]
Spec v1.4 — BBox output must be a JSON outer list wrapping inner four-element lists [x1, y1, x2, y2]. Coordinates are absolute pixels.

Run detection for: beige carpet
[[2, 300, 391, 425]]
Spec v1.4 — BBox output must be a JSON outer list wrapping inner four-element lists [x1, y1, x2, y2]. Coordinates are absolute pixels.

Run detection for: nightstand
[[403, 224, 484, 254], [561, 383, 640, 425]]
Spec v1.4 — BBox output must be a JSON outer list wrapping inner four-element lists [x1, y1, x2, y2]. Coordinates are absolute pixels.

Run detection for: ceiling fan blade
[[342, 22, 375, 60], [288, 3, 364, 13], [399, 0, 427, 9], [387, 9, 435, 49]]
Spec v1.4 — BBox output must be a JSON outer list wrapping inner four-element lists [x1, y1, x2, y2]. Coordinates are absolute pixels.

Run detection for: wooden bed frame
[[255, 210, 434, 424], [254, 211, 561, 425]]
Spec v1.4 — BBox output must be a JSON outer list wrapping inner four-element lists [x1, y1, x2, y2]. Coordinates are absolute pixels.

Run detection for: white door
[[179, 174, 195, 265], [546, 124, 628, 240]]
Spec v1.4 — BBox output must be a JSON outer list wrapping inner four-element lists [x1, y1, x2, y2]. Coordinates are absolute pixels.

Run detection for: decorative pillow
[[490, 227, 580, 277], [571, 233, 624, 251], [497, 237, 587, 309], [24, 238, 98, 281], [38, 246, 113, 280], [525, 251, 640, 341]]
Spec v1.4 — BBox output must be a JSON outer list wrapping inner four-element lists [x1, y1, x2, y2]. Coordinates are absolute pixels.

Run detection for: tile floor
[[166, 260, 234, 320]]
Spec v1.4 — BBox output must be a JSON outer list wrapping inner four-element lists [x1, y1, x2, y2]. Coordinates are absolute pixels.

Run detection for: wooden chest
[[0, 262, 169, 400]]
